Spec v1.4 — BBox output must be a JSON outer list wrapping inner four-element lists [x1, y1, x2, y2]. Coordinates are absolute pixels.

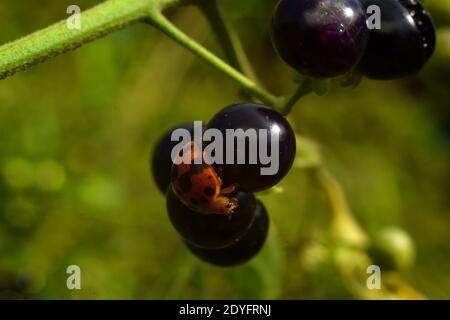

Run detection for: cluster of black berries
[[150, 0, 436, 267], [272, 0, 436, 79], [151, 104, 296, 266]]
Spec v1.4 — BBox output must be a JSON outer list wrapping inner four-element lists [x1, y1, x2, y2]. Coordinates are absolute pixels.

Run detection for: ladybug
[[170, 142, 238, 215]]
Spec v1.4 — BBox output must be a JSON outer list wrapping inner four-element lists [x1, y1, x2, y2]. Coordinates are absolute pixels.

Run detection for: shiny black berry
[[186, 200, 269, 267], [207, 103, 296, 193], [271, 0, 369, 78], [166, 188, 257, 250], [358, 0, 436, 79], [151, 123, 203, 194]]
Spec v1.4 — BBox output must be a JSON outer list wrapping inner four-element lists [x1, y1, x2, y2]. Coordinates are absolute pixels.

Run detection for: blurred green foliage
[[0, 0, 449, 299]]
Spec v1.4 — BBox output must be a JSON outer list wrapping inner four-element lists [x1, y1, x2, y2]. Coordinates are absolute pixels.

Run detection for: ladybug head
[[211, 195, 238, 215]]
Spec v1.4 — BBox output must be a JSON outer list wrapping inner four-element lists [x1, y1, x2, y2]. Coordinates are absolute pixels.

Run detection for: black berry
[[357, 0, 436, 79], [271, 0, 369, 78], [186, 200, 269, 267], [166, 188, 257, 249], [207, 103, 296, 192]]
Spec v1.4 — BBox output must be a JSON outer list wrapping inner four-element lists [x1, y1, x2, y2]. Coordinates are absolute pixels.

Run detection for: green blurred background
[[0, 0, 449, 299]]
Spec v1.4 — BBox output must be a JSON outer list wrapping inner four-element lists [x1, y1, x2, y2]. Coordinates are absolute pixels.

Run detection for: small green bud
[[369, 227, 416, 271]]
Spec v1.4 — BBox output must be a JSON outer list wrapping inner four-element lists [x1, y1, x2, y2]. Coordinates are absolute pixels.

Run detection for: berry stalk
[[197, 0, 258, 82], [147, 11, 283, 108], [280, 78, 313, 116]]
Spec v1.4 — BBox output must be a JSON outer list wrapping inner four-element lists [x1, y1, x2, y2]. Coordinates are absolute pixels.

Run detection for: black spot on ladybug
[[190, 198, 200, 206], [190, 160, 210, 175], [203, 187, 215, 198], [178, 173, 192, 193], [208, 175, 212, 180]]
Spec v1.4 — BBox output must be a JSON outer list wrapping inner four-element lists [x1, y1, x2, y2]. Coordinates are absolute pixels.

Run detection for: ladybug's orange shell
[[171, 142, 238, 214], [170, 142, 222, 212], [172, 161, 220, 207]]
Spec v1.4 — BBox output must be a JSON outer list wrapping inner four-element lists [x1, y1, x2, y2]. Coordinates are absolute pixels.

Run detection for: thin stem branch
[[0, 0, 177, 80], [147, 11, 282, 107], [197, 0, 258, 81], [197, 0, 259, 102], [281, 78, 313, 115]]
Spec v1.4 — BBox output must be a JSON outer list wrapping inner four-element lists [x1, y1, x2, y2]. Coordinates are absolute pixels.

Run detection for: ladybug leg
[[221, 183, 238, 195]]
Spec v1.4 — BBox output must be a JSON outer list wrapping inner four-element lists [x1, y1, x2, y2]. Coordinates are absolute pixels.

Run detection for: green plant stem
[[314, 167, 368, 247], [281, 78, 313, 115], [294, 133, 367, 246], [197, 0, 258, 81], [294, 134, 367, 246], [0, 0, 178, 80], [197, 0, 259, 102], [147, 11, 282, 107]]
